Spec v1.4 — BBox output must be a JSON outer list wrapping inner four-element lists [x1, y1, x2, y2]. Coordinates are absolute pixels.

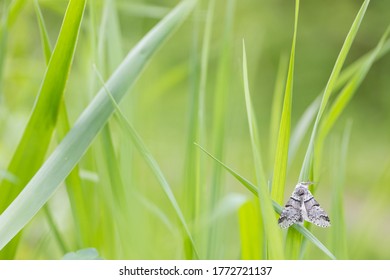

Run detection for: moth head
[[295, 181, 313, 196], [297, 181, 314, 188]]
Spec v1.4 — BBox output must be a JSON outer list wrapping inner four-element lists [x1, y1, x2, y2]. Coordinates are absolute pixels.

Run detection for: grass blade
[[0, 0, 86, 258], [329, 122, 352, 259], [207, 0, 236, 259], [269, 55, 288, 166], [243, 41, 284, 259], [316, 26, 390, 156], [238, 199, 262, 259], [0, 0, 196, 251], [271, 0, 299, 205], [299, 0, 370, 181]]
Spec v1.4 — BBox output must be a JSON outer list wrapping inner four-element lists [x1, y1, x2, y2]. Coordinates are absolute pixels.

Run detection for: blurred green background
[[0, 0, 390, 259]]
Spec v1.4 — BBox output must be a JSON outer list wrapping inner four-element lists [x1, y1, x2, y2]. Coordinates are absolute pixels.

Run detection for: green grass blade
[[290, 33, 390, 168], [34, 0, 72, 254], [196, 144, 336, 260], [271, 0, 299, 205], [0, 0, 196, 251], [35, 0, 93, 249], [5, 0, 26, 27], [243, 41, 284, 259], [183, 0, 215, 259], [0, 0, 86, 258], [207, 0, 236, 259], [269, 55, 287, 166], [314, 26, 390, 177], [288, 96, 320, 165], [34, 0, 52, 63], [299, 0, 370, 181], [333, 38, 390, 93], [329, 122, 352, 259], [317, 26, 390, 149], [238, 199, 262, 259]]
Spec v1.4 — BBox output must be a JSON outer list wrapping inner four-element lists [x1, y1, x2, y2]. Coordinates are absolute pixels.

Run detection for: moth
[[278, 182, 330, 228]]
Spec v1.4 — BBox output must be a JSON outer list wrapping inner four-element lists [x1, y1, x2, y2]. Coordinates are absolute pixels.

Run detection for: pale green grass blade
[[269, 55, 287, 166], [207, 0, 236, 259], [96, 73, 199, 259], [329, 122, 352, 259], [299, 0, 370, 181], [0, 0, 196, 251], [183, 0, 215, 259], [271, 0, 299, 205], [0, 12, 7, 96], [285, 227, 302, 259], [94, 0, 128, 255], [238, 199, 262, 260], [0, 0, 26, 96], [288, 96, 320, 165], [34, 0, 52, 63], [243, 41, 284, 259], [5, 0, 26, 27], [196, 144, 336, 260]]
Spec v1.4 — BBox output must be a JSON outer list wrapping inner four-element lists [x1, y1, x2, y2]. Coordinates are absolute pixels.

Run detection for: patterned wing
[[304, 195, 331, 227], [278, 197, 302, 229]]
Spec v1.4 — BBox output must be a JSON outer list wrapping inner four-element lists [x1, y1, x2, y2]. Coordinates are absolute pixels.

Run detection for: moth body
[[278, 182, 331, 228]]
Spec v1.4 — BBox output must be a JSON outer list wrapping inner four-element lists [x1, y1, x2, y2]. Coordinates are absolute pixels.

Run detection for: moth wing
[[278, 197, 302, 229], [304, 196, 331, 227]]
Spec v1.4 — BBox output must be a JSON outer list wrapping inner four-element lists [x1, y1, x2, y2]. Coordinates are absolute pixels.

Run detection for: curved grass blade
[[316, 26, 390, 154], [0, 0, 196, 251], [290, 33, 390, 169], [196, 143, 336, 260], [299, 0, 370, 181]]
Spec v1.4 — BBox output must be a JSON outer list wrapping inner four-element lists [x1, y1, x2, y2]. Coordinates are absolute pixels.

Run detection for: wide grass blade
[[0, 0, 196, 251], [242, 41, 284, 259], [299, 0, 370, 182], [271, 0, 299, 205], [196, 144, 336, 260]]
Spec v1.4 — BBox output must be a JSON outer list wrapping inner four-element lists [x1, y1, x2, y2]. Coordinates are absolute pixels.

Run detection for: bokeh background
[[0, 0, 390, 259]]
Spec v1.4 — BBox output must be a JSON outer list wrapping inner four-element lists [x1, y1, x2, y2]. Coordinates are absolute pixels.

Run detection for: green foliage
[[0, 0, 389, 260]]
